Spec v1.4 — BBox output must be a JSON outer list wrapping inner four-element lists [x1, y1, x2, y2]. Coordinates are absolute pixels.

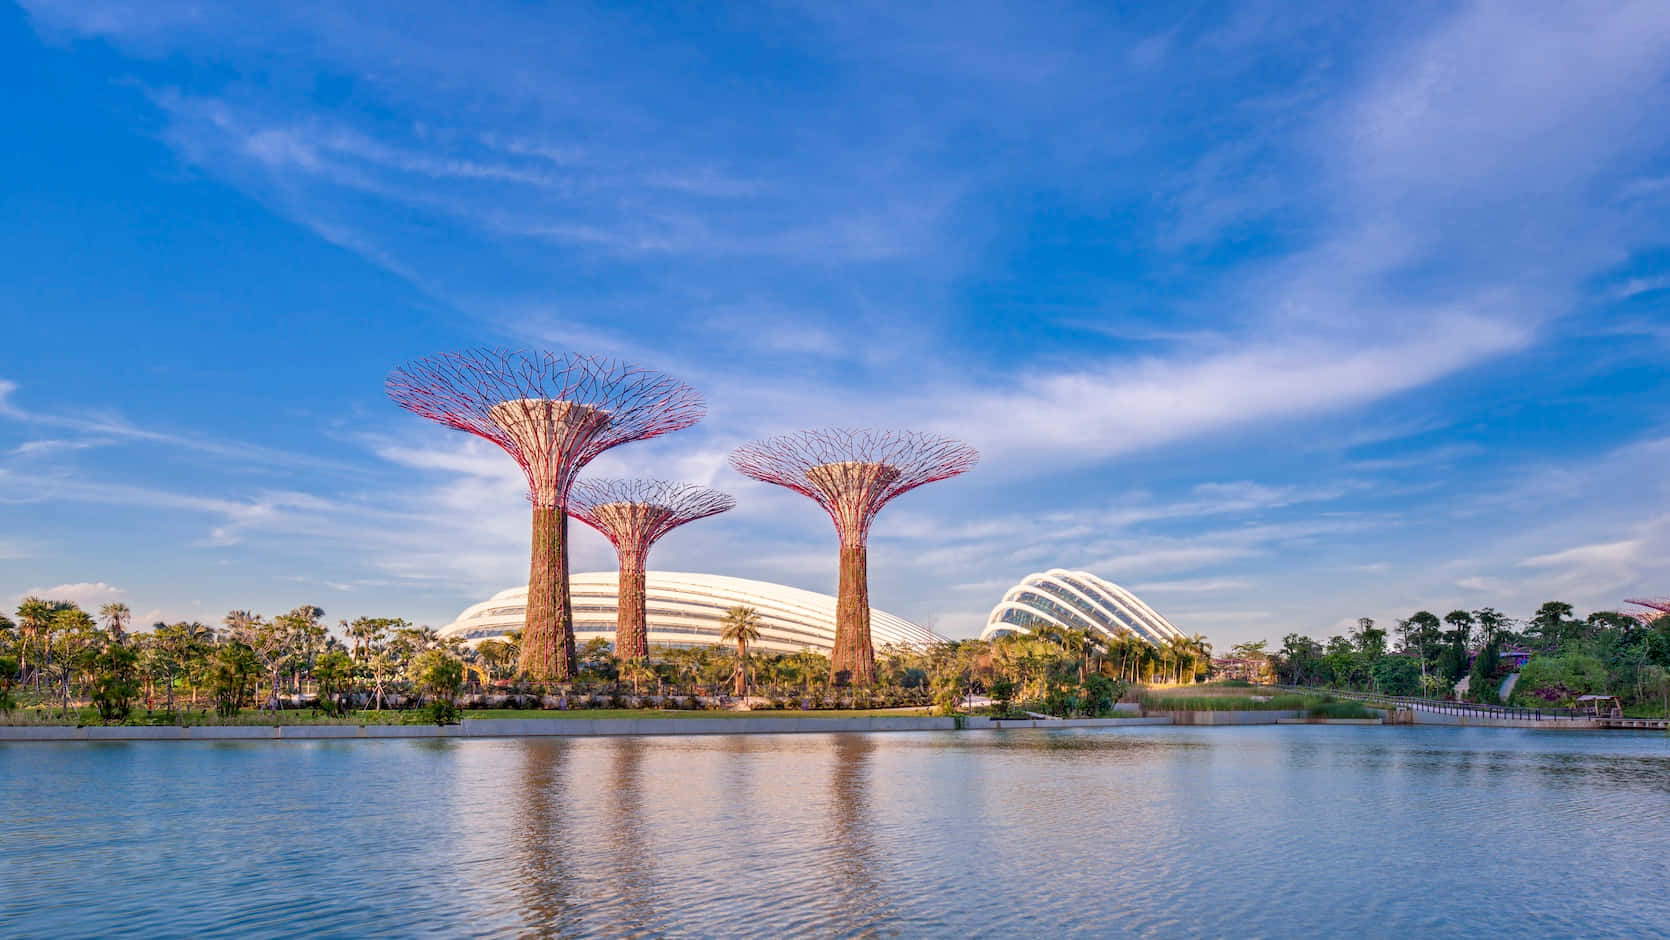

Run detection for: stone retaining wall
[[966, 716, 1173, 730], [1406, 710, 1604, 730]]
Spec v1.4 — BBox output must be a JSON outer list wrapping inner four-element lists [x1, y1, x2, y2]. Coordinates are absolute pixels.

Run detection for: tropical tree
[[145, 622, 201, 715], [1397, 611, 1442, 680], [87, 639, 139, 722], [410, 649, 464, 705], [205, 642, 259, 717], [621, 659, 655, 696], [45, 607, 99, 715], [1526, 601, 1581, 652], [720, 606, 763, 697], [15, 597, 57, 685], [99, 602, 132, 642], [1187, 633, 1213, 683], [476, 639, 518, 682], [313, 649, 355, 716]]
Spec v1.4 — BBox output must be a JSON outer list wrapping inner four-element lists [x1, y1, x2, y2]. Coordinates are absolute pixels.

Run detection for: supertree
[[387, 348, 703, 681], [729, 428, 977, 686], [568, 478, 736, 660]]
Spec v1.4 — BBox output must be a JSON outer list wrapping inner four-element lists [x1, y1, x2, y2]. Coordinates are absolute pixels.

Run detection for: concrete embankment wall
[[1405, 710, 1604, 730], [0, 724, 466, 741], [968, 716, 1173, 730], [0, 714, 1184, 742], [465, 716, 958, 737]]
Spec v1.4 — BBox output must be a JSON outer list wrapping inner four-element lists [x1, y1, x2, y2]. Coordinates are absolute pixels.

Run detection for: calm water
[[4, 725, 1670, 938]]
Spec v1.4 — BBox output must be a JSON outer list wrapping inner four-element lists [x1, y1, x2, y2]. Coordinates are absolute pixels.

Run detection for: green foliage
[[1465, 640, 1503, 703], [1140, 692, 1313, 711], [424, 699, 461, 725], [1081, 674, 1119, 717], [1306, 700, 1377, 719], [312, 649, 355, 716], [410, 649, 464, 701], [208, 643, 259, 718], [1369, 656, 1421, 696], [1510, 651, 1609, 707], [88, 642, 139, 722], [988, 678, 1016, 712]]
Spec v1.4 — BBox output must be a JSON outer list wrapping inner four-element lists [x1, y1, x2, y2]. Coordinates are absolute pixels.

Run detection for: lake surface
[[4, 725, 1669, 937]]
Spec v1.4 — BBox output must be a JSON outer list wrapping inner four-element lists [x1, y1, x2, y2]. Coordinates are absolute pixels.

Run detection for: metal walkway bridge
[[1277, 687, 1669, 729]]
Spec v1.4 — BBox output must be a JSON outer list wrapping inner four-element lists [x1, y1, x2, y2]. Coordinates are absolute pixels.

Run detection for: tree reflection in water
[[513, 739, 579, 934], [602, 736, 660, 933], [822, 733, 897, 932]]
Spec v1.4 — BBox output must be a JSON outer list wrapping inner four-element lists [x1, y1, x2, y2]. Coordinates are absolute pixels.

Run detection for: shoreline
[[2, 709, 1658, 741], [0, 715, 1171, 741]]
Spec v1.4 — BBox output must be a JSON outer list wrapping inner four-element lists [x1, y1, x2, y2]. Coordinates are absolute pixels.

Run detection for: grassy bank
[[1139, 687, 1378, 720]]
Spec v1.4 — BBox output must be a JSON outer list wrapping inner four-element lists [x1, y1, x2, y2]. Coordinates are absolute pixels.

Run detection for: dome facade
[[981, 569, 1184, 647], [441, 570, 943, 655]]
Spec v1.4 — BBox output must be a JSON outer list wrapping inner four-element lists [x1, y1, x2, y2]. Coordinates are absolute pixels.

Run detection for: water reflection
[[602, 737, 660, 936], [7, 728, 1670, 938], [513, 739, 577, 934], [822, 733, 897, 935]]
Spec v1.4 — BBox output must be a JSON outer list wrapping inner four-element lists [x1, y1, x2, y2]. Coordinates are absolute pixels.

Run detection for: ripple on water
[[3, 727, 1670, 937]]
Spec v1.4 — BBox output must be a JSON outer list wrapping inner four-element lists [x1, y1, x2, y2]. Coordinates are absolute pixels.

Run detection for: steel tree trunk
[[520, 505, 578, 681], [831, 539, 876, 686], [615, 549, 649, 660]]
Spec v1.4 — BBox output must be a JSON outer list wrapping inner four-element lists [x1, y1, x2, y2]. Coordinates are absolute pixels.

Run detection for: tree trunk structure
[[385, 350, 707, 684], [832, 540, 876, 686], [728, 429, 978, 690], [520, 505, 577, 681], [567, 480, 734, 663], [615, 549, 649, 660]]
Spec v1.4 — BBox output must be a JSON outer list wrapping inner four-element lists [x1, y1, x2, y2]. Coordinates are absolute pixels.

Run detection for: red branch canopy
[[728, 428, 979, 541], [568, 479, 736, 555], [386, 348, 705, 506]]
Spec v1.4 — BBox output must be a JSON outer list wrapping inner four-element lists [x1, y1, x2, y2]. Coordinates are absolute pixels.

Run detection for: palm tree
[[15, 597, 54, 684], [621, 660, 654, 696], [99, 602, 132, 642], [720, 606, 763, 697], [1189, 633, 1213, 684]]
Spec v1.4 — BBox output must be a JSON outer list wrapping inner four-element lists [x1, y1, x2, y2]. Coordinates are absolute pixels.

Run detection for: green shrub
[[1307, 701, 1377, 719], [422, 700, 460, 725]]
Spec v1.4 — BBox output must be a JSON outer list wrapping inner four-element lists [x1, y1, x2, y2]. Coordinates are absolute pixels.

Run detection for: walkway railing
[[1272, 686, 1589, 722]]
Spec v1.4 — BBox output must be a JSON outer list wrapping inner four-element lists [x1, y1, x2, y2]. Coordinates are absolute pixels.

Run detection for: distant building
[[1212, 657, 1273, 683], [979, 568, 1185, 648], [439, 570, 943, 656]]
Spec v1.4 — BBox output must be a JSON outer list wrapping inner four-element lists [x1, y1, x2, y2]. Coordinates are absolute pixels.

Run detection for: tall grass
[[1137, 691, 1377, 716]]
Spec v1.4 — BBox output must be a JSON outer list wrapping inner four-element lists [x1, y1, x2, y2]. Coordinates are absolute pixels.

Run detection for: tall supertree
[[568, 478, 736, 660], [387, 348, 703, 681], [729, 428, 977, 686]]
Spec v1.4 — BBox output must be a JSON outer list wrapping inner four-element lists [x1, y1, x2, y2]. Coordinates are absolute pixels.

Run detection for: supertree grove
[[729, 428, 977, 685], [568, 479, 736, 659], [387, 348, 703, 681]]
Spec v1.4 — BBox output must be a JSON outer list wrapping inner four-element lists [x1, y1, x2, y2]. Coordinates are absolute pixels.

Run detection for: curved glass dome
[[981, 569, 1184, 647], [441, 570, 943, 655]]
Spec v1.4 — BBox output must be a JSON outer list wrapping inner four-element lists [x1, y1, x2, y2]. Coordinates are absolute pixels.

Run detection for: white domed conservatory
[[980, 569, 1184, 647], [441, 570, 943, 655]]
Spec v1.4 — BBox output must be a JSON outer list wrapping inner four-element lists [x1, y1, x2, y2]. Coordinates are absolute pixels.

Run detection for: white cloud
[[19, 581, 126, 609], [1133, 578, 1252, 594], [1520, 539, 1645, 569], [935, 316, 1527, 468]]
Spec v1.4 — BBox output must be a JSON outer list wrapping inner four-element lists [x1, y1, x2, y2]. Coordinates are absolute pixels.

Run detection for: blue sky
[[2, 1, 1668, 645]]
